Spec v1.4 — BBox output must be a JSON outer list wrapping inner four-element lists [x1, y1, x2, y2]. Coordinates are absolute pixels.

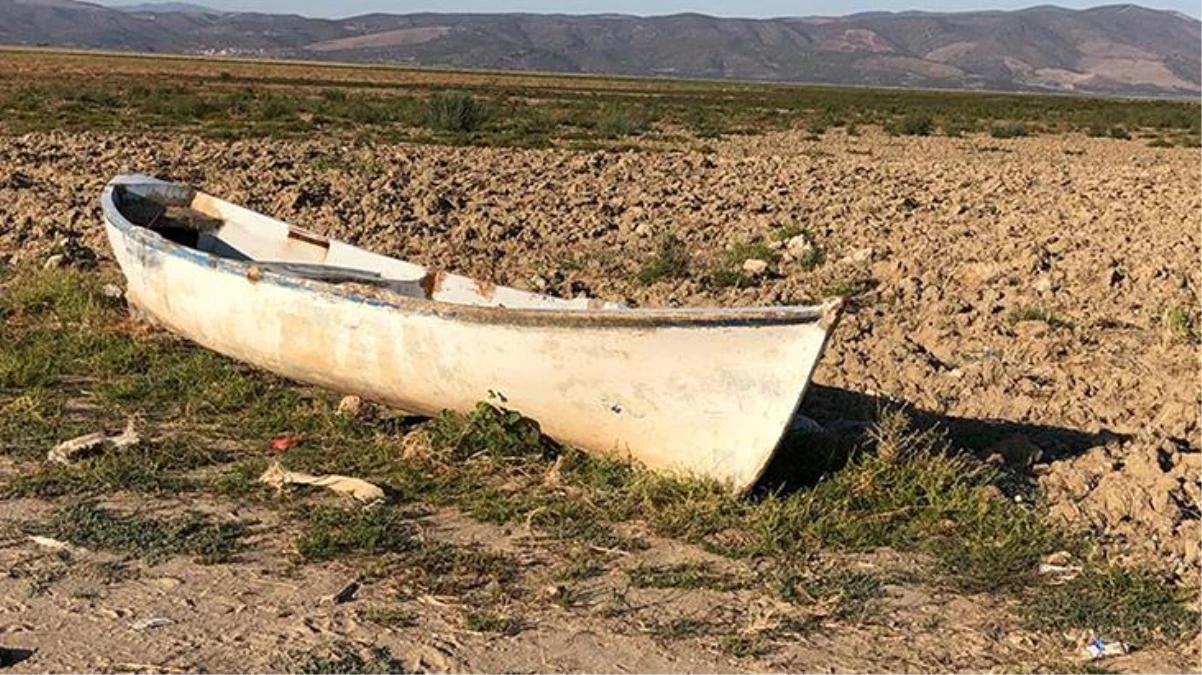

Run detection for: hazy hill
[[1, 0, 1197, 95]]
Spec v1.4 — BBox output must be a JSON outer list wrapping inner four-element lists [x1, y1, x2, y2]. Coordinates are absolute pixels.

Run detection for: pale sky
[[104, 1, 1202, 20]]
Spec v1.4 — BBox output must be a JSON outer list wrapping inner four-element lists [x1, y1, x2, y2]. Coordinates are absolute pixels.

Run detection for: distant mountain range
[[2, 0, 1198, 96]]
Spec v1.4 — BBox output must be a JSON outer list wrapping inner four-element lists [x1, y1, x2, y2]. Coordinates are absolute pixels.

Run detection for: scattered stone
[[843, 246, 874, 264], [741, 259, 769, 278], [43, 254, 64, 270], [101, 283, 125, 300], [336, 395, 363, 418], [1033, 276, 1053, 294], [784, 234, 815, 261], [130, 617, 172, 631]]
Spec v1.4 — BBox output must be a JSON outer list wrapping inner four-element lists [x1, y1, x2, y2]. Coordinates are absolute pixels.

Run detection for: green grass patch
[[627, 562, 746, 591], [29, 502, 250, 564], [294, 506, 420, 562], [465, 611, 525, 635], [1026, 568, 1197, 647], [990, 122, 1029, 138], [362, 605, 417, 628], [1005, 306, 1069, 329], [423, 91, 486, 133], [287, 642, 407, 674], [635, 234, 690, 286], [888, 114, 934, 136]]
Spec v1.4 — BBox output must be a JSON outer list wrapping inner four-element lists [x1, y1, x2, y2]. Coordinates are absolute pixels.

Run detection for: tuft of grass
[[294, 506, 419, 562], [1005, 306, 1069, 329], [889, 114, 934, 136], [4, 438, 230, 498], [424, 92, 485, 133], [29, 502, 250, 564], [465, 611, 525, 635], [363, 606, 417, 628], [1147, 136, 1174, 148], [990, 122, 1028, 139], [1025, 568, 1197, 647], [635, 234, 689, 286], [288, 642, 407, 675], [820, 278, 877, 298], [725, 242, 780, 266], [597, 107, 650, 138], [1109, 126, 1131, 140], [1162, 305, 1199, 342], [778, 569, 883, 618], [627, 562, 745, 591], [720, 634, 773, 658]]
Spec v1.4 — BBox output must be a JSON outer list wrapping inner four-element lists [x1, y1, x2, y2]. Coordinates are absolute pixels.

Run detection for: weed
[[720, 633, 773, 658], [889, 114, 934, 136], [1109, 126, 1131, 140], [424, 92, 485, 133], [1026, 567, 1197, 647], [820, 278, 877, 298], [1162, 305, 1199, 342], [708, 268, 744, 289], [31, 502, 250, 564], [725, 242, 780, 266], [650, 617, 712, 639], [779, 569, 883, 618], [557, 546, 608, 580], [635, 234, 689, 285], [363, 606, 417, 628], [428, 400, 552, 461], [597, 107, 649, 137], [288, 642, 407, 674], [1005, 306, 1069, 329], [990, 122, 1028, 138], [294, 506, 419, 562], [465, 611, 525, 635], [627, 562, 745, 591]]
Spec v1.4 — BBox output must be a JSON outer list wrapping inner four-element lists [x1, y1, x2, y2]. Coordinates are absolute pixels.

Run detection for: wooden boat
[[101, 174, 843, 492]]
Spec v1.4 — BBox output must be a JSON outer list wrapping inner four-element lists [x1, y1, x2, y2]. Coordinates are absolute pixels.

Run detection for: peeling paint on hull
[[101, 175, 843, 492]]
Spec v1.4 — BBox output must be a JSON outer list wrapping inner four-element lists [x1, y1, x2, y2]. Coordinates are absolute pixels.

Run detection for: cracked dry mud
[[0, 127, 1199, 673]]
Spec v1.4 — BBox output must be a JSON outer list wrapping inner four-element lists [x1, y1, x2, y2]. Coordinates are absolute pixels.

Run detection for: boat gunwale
[[102, 175, 843, 330]]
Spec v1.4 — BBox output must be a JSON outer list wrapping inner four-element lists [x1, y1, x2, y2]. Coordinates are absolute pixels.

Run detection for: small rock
[[130, 617, 172, 631], [149, 576, 183, 591], [101, 283, 125, 300], [1033, 276, 1054, 294], [741, 259, 769, 277], [843, 247, 874, 264], [784, 235, 815, 261], [43, 254, 65, 270], [336, 395, 363, 418]]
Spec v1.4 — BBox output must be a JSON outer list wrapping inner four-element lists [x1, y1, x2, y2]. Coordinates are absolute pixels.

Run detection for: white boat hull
[[101, 175, 843, 492]]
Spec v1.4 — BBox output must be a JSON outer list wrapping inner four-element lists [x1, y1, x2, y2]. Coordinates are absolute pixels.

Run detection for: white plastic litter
[[257, 461, 385, 504]]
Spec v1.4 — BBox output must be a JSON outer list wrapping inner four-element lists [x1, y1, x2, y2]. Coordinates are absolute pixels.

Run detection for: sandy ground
[[0, 127, 1199, 672]]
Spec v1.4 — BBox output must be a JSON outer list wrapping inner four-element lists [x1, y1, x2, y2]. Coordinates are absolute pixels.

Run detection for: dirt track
[[1, 127, 1199, 672]]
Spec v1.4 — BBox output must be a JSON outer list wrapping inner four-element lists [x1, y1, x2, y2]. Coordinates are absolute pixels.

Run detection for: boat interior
[[111, 180, 623, 311]]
